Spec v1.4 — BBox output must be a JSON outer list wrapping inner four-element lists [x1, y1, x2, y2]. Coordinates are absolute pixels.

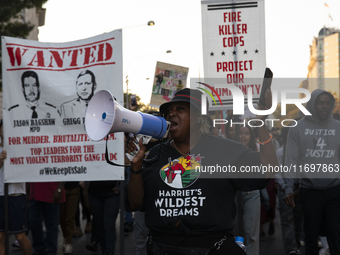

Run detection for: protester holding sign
[[0, 119, 32, 255], [29, 181, 65, 255], [127, 88, 278, 254]]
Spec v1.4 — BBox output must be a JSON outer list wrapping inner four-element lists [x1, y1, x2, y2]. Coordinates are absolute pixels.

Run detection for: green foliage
[[0, 0, 48, 89], [0, 0, 47, 23], [123, 93, 143, 111], [123, 92, 159, 113]]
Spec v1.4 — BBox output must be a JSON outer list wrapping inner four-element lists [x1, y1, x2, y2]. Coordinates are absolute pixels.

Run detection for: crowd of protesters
[[0, 87, 339, 255]]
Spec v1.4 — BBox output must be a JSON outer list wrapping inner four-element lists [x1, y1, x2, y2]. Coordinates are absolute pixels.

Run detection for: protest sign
[[201, 0, 266, 110], [150, 61, 189, 107], [1, 30, 124, 182]]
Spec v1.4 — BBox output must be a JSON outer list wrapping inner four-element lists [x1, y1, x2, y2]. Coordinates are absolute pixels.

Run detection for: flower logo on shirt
[[160, 154, 203, 189]]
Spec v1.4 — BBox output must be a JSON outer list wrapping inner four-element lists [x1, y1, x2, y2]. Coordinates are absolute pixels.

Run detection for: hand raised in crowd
[[256, 88, 272, 122]]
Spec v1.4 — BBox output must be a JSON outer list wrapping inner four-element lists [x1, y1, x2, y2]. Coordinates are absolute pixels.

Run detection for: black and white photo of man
[[8, 71, 60, 119], [60, 69, 97, 117]]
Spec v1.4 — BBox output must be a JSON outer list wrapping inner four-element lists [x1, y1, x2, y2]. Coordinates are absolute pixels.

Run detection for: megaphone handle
[[105, 135, 129, 167]]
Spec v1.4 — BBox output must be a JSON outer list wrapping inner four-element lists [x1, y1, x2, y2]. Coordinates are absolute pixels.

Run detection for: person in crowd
[[124, 166, 134, 234], [225, 116, 236, 141], [127, 88, 278, 254], [132, 112, 164, 255], [235, 125, 261, 255], [271, 127, 280, 140], [259, 180, 276, 240], [59, 181, 80, 253], [88, 180, 120, 255], [259, 126, 278, 241], [8, 71, 60, 118], [276, 126, 301, 255], [29, 181, 65, 255], [0, 119, 32, 255], [74, 181, 92, 238], [153, 72, 163, 95], [226, 119, 261, 255], [270, 127, 281, 151], [284, 89, 340, 254]]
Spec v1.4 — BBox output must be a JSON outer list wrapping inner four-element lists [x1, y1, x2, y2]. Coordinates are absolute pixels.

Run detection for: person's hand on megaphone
[[126, 136, 146, 173]]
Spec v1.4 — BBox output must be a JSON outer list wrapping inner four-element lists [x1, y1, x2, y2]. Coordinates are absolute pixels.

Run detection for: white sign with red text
[[2, 30, 124, 182], [201, 0, 266, 110]]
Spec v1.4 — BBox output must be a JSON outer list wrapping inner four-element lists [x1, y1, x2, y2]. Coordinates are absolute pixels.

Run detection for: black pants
[[300, 185, 340, 255], [146, 235, 245, 255]]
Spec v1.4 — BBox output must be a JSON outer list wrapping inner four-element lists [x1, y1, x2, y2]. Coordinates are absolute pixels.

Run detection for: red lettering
[[6, 47, 28, 66], [215, 61, 253, 73], [239, 61, 244, 71], [242, 24, 247, 33], [97, 43, 104, 62], [9, 137, 21, 145], [83, 46, 97, 65], [241, 85, 247, 95], [221, 88, 230, 96], [28, 51, 45, 67], [69, 49, 77, 66], [226, 73, 244, 84], [223, 12, 242, 23], [240, 36, 244, 46], [255, 84, 261, 94], [10, 157, 24, 165], [110, 153, 117, 161], [223, 12, 228, 22], [105, 43, 113, 61], [48, 50, 65, 68]]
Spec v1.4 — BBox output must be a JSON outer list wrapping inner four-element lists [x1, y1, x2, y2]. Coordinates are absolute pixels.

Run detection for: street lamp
[[148, 20, 155, 26], [125, 50, 172, 109]]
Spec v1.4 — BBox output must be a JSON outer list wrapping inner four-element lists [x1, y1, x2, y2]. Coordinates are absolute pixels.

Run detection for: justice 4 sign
[[201, 0, 266, 110]]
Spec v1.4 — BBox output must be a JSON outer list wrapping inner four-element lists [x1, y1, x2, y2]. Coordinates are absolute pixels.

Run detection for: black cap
[[159, 88, 204, 116]]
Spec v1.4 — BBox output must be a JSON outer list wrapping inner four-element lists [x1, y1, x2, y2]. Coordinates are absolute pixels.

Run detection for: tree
[[0, 0, 48, 88], [123, 92, 159, 113]]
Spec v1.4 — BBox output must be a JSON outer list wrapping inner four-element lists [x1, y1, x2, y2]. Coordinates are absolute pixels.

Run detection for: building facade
[[307, 27, 340, 98], [0, 7, 45, 119]]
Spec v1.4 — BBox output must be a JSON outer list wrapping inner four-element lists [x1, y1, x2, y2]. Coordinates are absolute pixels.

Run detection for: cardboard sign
[[201, 0, 266, 110], [150, 61, 189, 108]]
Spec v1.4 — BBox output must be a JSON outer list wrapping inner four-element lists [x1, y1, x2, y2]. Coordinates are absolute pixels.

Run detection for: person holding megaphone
[[126, 88, 278, 255]]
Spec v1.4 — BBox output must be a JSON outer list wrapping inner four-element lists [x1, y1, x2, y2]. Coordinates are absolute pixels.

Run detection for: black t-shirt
[[141, 135, 267, 237]]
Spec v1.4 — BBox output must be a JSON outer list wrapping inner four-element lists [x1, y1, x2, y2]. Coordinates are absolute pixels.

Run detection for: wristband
[[130, 167, 143, 175], [257, 133, 272, 145]]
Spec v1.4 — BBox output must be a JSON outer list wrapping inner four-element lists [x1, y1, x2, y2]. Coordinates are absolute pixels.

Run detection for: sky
[[38, 0, 340, 104]]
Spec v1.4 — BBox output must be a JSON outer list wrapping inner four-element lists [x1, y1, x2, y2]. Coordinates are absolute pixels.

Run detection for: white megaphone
[[85, 90, 170, 141]]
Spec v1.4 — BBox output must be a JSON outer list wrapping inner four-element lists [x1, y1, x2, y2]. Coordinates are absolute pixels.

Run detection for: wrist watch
[[57, 188, 62, 193]]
